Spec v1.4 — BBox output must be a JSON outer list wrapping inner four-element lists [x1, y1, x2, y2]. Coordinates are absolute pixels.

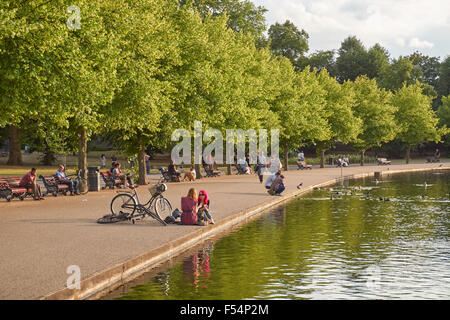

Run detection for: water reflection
[[107, 171, 449, 300]]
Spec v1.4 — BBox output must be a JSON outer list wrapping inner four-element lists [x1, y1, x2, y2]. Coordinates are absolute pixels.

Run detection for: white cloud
[[252, 0, 450, 58], [409, 37, 434, 49]]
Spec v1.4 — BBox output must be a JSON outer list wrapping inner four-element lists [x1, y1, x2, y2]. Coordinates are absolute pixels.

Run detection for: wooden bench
[[100, 171, 124, 189], [39, 175, 70, 196], [0, 177, 33, 202], [377, 158, 391, 165]]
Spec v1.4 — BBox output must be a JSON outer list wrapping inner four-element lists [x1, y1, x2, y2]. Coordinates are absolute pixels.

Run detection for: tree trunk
[[138, 146, 148, 185], [360, 150, 365, 166], [283, 143, 288, 171], [320, 149, 326, 168], [78, 126, 88, 193], [7, 125, 23, 166], [227, 164, 232, 175], [41, 143, 57, 166], [405, 145, 411, 164], [195, 163, 202, 179]]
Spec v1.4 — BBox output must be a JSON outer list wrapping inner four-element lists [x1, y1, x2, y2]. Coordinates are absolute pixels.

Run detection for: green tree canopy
[[268, 20, 309, 68], [179, 0, 267, 39], [392, 82, 447, 163], [349, 76, 399, 165]]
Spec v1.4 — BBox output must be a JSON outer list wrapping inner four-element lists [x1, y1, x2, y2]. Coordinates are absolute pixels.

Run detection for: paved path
[[0, 162, 448, 299]]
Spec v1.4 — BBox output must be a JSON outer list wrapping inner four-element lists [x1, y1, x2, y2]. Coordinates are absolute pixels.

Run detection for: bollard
[[87, 166, 101, 191]]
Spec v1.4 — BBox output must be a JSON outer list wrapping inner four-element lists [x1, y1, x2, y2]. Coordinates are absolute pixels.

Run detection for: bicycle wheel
[[111, 193, 137, 216], [154, 197, 172, 224]]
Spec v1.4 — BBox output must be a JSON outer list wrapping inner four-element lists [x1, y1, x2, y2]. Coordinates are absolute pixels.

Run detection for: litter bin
[[88, 166, 101, 192], [328, 157, 334, 166]]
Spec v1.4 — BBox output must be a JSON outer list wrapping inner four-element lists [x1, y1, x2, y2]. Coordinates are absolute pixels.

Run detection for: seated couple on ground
[[265, 171, 285, 196], [178, 188, 215, 226]]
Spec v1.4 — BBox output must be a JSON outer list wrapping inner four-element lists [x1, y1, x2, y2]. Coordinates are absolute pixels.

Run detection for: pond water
[[104, 170, 450, 300]]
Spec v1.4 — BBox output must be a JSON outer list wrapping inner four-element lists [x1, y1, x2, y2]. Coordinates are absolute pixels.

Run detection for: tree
[[437, 95, 450, 149], [335, 36, 370, 82], [273, 67, 330, 170], [408, 51, 441, 90], [268, 20, 309, 67], [392, 82, 448, 163], [103, 0, 180, 185], [315, 69, 362, 167], [297, 50, 336, 75], [179, 0, 268, 40], [438, 56, 450, 98], [0, 1, 65, 165], [349, 76, 398, 165], [366, 43, 390, 79], [378, 56, 416, 91]]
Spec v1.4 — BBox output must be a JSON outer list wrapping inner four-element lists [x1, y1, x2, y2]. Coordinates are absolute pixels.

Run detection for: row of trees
[[0, 0, 448, 188]]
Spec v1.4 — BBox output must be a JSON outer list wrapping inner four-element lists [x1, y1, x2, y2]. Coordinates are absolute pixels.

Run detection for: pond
[[103, 170, 450, 300]]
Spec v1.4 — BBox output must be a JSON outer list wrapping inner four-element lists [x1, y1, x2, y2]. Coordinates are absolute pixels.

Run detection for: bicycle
[[97, 179, 172, 226]]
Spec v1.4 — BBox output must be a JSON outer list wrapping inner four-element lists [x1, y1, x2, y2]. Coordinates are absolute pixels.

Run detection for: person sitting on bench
[[168, 160, 181, 181], [19, 168, 44, 200], [112, 162, 133, 187], [56, 165, 80, 195]]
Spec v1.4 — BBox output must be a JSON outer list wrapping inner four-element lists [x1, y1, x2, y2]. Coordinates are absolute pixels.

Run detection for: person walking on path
[[19, 168, 44, 200], [256, 153, 267, 183], [100, 154, 106, 168], [145, 153, 151, 175]]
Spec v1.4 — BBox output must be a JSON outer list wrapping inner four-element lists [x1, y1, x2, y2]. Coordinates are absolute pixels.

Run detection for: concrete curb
[[42, 166, 449, 300]]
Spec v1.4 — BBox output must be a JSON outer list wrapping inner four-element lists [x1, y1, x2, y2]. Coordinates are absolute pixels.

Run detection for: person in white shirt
[[297, 150, 305, 162]]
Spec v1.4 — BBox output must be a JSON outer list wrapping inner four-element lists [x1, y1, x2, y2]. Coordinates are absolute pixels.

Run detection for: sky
[[251, 0, 450, 60]]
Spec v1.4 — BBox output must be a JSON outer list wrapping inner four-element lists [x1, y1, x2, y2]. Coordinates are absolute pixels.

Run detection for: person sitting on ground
[[181, 188, 199, 225], [237, 158, 251, 174], [19, 168, 44, 200], [183, 166, 196, 182], [269, 172, 285, 196], [168, 160, 181, 181], [265, 171, 278, 190], [55, 164, 80, 195], [435, 148, 440, 161], [343, 156, 350, 166], [198, 190, 214, 225]]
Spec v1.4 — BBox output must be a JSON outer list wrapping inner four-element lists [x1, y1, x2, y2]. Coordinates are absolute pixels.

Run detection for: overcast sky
[[252, 0, 450, 60]]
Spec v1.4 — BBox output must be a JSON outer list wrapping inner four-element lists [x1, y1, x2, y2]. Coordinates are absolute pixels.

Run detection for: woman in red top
[[181, 188, 198, 225]]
